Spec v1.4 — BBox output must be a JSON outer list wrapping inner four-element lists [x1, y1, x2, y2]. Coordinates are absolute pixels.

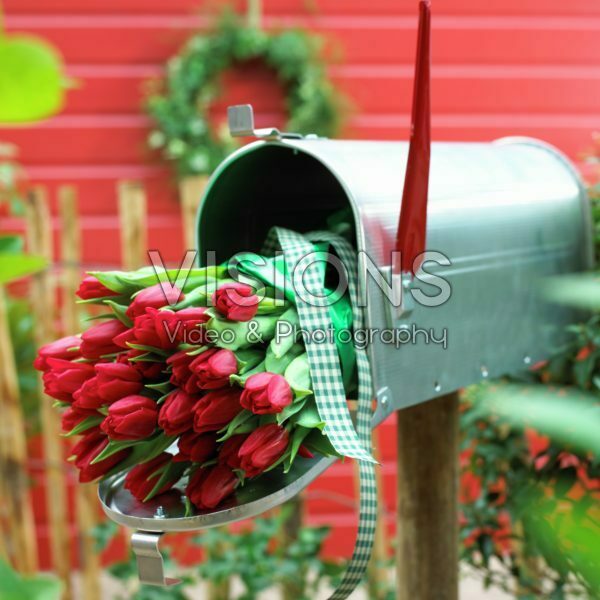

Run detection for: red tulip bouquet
[[34, 263, 348, 511]]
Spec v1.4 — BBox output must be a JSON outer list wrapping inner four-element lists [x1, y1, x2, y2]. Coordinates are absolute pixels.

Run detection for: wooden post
[[280, 494, 306, 600], [179, 175, 208, 251], [118, 181, 147, 270], [58, 185, 102, 600], [354, 434, 389, 599], [0, 286, 38, 574], [396, 393, 459, 600], [26, 187, 73, 598]]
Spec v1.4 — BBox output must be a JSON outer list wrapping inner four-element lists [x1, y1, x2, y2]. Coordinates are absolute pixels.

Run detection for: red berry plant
[[35, 267, 337, 512]]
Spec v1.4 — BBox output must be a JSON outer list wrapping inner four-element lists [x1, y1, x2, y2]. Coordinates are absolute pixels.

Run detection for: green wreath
[[146, 14, 345, 178]]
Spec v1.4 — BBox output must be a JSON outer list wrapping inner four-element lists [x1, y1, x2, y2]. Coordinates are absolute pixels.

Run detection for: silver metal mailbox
[[101, 133, 592, 554], [197, 135, 593, 425]]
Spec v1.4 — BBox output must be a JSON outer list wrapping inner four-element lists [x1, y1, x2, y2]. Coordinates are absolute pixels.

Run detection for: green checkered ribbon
[[264, 227, 378, 600]]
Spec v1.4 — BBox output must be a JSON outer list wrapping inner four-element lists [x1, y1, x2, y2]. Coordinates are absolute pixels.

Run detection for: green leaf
[[63, 414, 104, 437], [269, 307, 300, 358], [145, 381, 173, 395], [143, 460, 188, 502], [276, 397, 307, 425], [283, 426, 311, 473], [303, 429, 342, 458], [0, 253, 47, 284], [235, 348, 264, 374], [284, 353, 312, 399], [104, 300, 133, 327], [217, 410, 257, 441], [0, 36, 66, 123], [0, 559, 62, 600], [291, 399, 325, 431], [265, 342, 304, 375]]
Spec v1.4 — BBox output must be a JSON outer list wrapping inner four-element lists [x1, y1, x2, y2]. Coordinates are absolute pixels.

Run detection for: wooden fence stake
[[0, 286, 38, 574], [26, 187, 73, 599], [396, 393, 459, 600], [118, 181, 147, 270], [58, 185, 102, 600], [179, 175, 208, 251]]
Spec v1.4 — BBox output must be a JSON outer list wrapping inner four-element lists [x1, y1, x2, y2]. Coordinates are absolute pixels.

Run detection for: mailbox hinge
[[228, 104, 315, 141], [131, 531, 181, 587]]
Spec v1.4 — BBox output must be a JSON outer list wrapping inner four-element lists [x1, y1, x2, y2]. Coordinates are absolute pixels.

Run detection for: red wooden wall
[[1, 0, 598, 562]]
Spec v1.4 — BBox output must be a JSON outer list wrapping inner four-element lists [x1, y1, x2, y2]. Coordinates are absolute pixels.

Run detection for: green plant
[[146, 11, 346, 178], [0, 3, 68, 122], [0, 559, 62, 599]]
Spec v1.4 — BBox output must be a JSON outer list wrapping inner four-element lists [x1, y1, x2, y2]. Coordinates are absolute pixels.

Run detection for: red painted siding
[[1, 0, 597, 563]]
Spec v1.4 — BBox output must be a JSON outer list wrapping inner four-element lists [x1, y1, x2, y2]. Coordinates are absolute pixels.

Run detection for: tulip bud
[[126, 283, 183, 319], [190, 348, 238, 390], [238, 424, 289, 477], [71, 430, 130, 483], [119, 350, 165, 380], [72, 376, 104, 410], [212, 283, 259, 322], [158, 389, 198, 436], [131, 308, 179, 350], [167, 350, 197, 393], [240, 372, 293, 414], [124, 453, 176, 501], [101, 395, 158, 441], [95, 362, 143, 403], [42, 358, 95, 403], [174, 431, 217, 463], [34, 335, 81, 372], [76, 275, 118, 300], [193, 387, 243, 434], [218, 434, 248, 470], [171, 307, 210, 345], [186, 464, 239, 510], [80, 319, 128, 359]]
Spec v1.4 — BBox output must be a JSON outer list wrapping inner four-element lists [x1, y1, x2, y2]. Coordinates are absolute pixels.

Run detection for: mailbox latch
[[228, 104, 311, 141], [131, 531, 181, 587]]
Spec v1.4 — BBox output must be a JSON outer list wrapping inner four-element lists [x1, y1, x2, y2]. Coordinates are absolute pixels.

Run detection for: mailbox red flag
[[395, 0, 431, 276]]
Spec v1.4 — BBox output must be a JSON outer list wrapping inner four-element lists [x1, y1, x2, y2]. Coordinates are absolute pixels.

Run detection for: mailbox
[[197, 129, 593, 425]]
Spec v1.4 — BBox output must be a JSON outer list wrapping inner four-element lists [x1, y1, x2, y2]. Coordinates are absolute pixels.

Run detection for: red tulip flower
[[42, 358, 95, 402], [174, 432, 217, 463], [240, 372, 293, 414], [72, 376, 104, 410], [158, 389, 198, 436], [119, 350, 165, 380], [101, 395, 158, 441], [171, 307, 210, 344], [76, 275, 118, 300], [190, 348, 238, 390], [167, 350, 197, 393], [95, 362, 143, 403], [34, 335, 81, 371], [212, 283, 259, 322], [218, 434, 248, 470], [124, 453, 177, 502], [71, 430, 130, 483], [193, 387, 243, 434], [186, 464, 239, 510], [80, 319, 128, 359], [131, 308, 179, 351], [126, 283, 183, 319], [238, 424, 289, 477]]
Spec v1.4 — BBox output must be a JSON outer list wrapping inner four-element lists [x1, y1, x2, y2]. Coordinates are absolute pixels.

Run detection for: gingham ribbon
[[264, 227, 378, 599]]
